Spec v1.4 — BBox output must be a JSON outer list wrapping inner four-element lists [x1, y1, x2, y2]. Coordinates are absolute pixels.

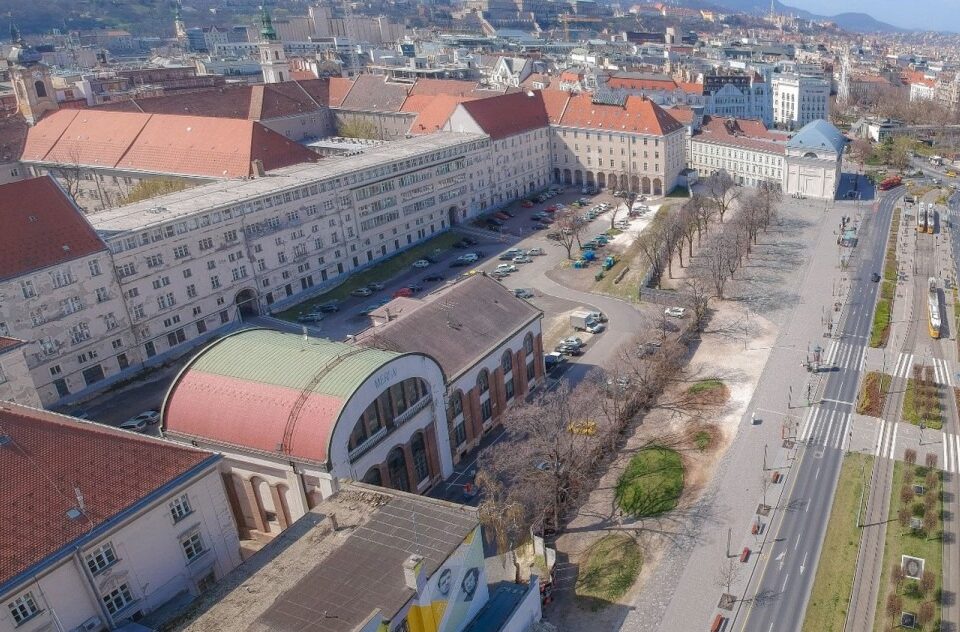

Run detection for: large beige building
[[545, 91, 687, 195], [689, 116, 788, 188], [0, 177, 140, 406]]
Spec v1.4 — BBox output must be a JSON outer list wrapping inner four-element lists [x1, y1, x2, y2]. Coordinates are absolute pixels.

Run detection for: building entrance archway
[[235, 288, 259, 318]]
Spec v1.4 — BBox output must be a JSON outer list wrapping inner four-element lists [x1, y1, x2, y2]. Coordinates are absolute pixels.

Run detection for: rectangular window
[[210, 276, 221, 290], [181, 531, 206, 562], [85, 542, 118, 574], [20, 280, 36, 299], [101, 583, 134, 615], [198, 237, 214, 251], [146, 254, 164, 268], [173, 245, 190, 259], [95, 287, 109, 303], [170, 493, 192, 522], [7, 593, 39, 625]]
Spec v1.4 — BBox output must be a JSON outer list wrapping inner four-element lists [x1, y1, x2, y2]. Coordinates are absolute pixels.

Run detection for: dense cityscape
[[3, 1, 960, 631]]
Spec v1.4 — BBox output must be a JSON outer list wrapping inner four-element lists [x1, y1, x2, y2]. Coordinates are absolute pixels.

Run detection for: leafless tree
[[904, 449, 917, 466], [682, 275, 711, 331], [925, 452, 938, 469], [715, 557, 742, 595], [891, 563, 906, 590], [918, 601, 935, 627], [759, 471, 771, 507], [637, 222, 668, 287], [679, 201, 698, 258], [55, 145, 84, 200], [897, 507, 911, 530], [666, 213, 685, 277], [555, 209, 584, 260], [923, 509, 937, 536], [885, 593, 902, 624], [920, 569, 936, 596], [699, 235, 731, 300], [849, 138, 872, 173], [692, 194, 716, 243], [703, 171, 740, 223]]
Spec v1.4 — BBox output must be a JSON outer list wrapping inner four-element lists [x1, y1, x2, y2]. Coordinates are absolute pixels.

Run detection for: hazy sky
[[786, 0, 959, 32]]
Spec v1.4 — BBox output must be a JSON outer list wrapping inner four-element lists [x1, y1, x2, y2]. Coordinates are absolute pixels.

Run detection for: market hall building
[[162, 328, 451, 541]]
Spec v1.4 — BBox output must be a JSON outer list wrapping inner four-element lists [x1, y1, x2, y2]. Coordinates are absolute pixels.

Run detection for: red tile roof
[[607, 76, 679, 91], [408, 78, 481, 97], [328, 77, 355, 107], [665, 106, 695, 124], [678, 82, 704, 95], [22, 110, 317, 179], [558, 93, 683, 135], [540, 89, 572, 123], [0, 115, 28, 163], [0, 337, 24, 353], [0, 177, 106, 281], [458, 90, 549, 140], [163, 371, 342, 464], [407, 94, 470, 135], [0, 402, 213, 587], [693, 116, 786, 155]]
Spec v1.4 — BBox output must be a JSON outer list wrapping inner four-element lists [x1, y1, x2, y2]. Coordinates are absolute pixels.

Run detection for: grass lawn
[[615, 446, 684, 517], [856, 372, 892, 417], [802, 453, 874, 632], [880, 280, 895, 301], [575, 534, 642, 608], [686, 379, 730, 406], [665, 187, 690, 198], [688, 378, 724, 395], [870, 298, 892, 348], [275, 231, 463, 319], [873, 462, 943, 631], [902, 377, 944, 430]]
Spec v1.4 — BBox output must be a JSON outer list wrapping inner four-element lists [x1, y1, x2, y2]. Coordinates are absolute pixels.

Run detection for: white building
[[704, 79, 772, 128], [910, 79, 936, 102], [688, 116, 787, 188], [0, 403, 241, 632], [784, 119, 847, 200], [772, 74, 831, 130]]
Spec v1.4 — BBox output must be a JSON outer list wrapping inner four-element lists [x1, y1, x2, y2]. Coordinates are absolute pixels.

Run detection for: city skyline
[[788, 0, 959, 33]]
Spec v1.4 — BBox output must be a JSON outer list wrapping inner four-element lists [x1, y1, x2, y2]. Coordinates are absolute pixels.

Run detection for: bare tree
[[849, 138, 873, 173], [554, 209, 584, 260], [55, 145, 84, 200], [637, 222, 668, 288], [918, 601, 935, 627], [759, 471, 771, 507], [680, 201, 698, 258], [699, 235, 731, 299], [891, 563, 906, 590], [693, 194, 716, 243], [665, 213, 685, 277], [682, 275, 711, 331], [715, 557, 742, 595], [885, 593, 902, 624], [920, 570, 936, 596], [703, 171, 741, 223]]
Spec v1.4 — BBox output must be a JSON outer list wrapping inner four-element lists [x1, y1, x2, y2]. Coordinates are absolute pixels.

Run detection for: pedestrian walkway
[[873, 419, 900, 460], [798, 406, 852, 450], [944, 432, 960, 474], [890, 352, 955, 385]]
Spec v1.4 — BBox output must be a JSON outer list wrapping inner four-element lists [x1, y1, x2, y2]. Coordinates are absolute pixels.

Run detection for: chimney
[[402, 554, 425, 592], [251, 159, 266, 177], [328, 512, 339, 531]]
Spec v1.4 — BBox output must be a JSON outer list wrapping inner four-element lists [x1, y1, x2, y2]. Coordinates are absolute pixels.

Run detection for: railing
[[347, 394, 433, 462]]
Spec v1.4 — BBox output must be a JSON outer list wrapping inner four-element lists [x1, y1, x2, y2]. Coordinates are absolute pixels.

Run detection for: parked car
[[393, 287, 414, 298], [494, 211, 511, 221], [544, 351, 566, 369], [297, 313, 323, 323], [462, 237, 478, 246], [526, 247, 545, 256], [406, 283, 424, 293], [495, 263, 517, 274], [119, 417, 149, 433], [560, 336, 584, 349], [502, 209, 516, 218], [522, 200, 535, 208], [664, 306, 686, 318], [68, 408, 92, 420], [586, 321, 606, 334], [413, 259, 431, 268], [367, 282, 386, 291], [460, 253, 479, 263], [513, 255, 533, 264], [423, 274, 444, 282], [555, 342, 583, 356], [871, 272, 881, 282], [486, 218, 504, 228], [514, 288, 535, 299], [317, 301, 340, 313], [529, 223, 545, 230], [350, 287, 373, 297]]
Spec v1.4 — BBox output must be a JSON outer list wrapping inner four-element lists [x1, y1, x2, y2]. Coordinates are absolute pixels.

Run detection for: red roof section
[[607, 76, 679, 91], [0, 177, 106, 281], [163, 371, 342, 463], [1, 402, 212, 586], [0, 337, 24, 353], [540, 89, 572, 123], [23, 110, 317, 178], [459, 90, 550, 140], [328, 77, 355, 107], [559, 93, 683, 135], [408, 94, 471, 135], [678, 82, 704, 95], [408, 78, 481, 97]]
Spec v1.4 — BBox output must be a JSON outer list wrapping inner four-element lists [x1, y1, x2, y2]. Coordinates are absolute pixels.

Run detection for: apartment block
[[772, 74, 831, 130]]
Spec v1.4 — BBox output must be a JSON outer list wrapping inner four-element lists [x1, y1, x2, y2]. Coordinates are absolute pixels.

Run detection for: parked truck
[[570, 311, 598, 331]]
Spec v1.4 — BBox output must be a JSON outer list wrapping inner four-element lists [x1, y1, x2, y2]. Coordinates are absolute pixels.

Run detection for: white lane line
[[954, 434, 960, 473], [945, 434, 951, 474], [823, 340, 838, 366], [947, 362, 954, 387], [888, 422, 900, 460], [835, 413, 851, 450], [799, 407, 817, 442], [875, 420, 888, 457], [781, 573, 790, 592], [812, 409, 835, 445]]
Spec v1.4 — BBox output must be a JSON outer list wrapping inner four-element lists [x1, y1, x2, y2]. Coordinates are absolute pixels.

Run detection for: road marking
[[795, 534, 802, 550], [819, 398, 854, 406], [781, 573, 790, 592], [800, 551, 808, 575], [800, 407, 818, 442], [955, 434, 960, 474], [888, 422, 900, 460], [815, 465, 821, 480], [875, 420, 888, 457], [945, 434, 951, 474]]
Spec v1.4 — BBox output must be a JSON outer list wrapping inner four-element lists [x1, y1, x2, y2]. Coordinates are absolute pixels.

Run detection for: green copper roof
[[259, 5, 277, 41], [190, 329, 401, 399]]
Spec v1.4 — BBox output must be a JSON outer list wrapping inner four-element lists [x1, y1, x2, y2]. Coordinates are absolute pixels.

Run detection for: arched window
[[348, 400, 383, 451], [523, 333, 535, 355], [278, 71, 284, 82], [449, 390, 463, 418], [477, 369, 489, 395], [501, 350, 513, 373], [34, 81, 47, 99], [412, 433, 430, 484], [273, 50, 279, 60], [387, 447, 409, 492], [362, 467, 382, 486]]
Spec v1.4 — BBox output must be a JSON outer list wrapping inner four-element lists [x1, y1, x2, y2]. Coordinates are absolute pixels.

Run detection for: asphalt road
[[739, 190, 896, 631]]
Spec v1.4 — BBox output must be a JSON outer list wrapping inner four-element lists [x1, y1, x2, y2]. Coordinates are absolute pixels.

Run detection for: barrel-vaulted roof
[[162, 329, 401, 464]]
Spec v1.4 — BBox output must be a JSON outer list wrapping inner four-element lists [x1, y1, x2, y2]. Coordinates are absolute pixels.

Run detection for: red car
[[494, 211, 511, 221], [393, 287, 414, 298], [545, 205, 558, 213], [521, 200, 534, 208]]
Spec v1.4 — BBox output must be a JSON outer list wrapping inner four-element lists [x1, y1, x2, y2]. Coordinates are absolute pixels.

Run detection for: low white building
[[688, 116, 788, 188], [0, 403, 241, 632], [784, 119, 848, 200]]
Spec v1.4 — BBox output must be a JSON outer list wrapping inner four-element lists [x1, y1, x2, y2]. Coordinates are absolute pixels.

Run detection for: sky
[[785, 0, 959, 32]]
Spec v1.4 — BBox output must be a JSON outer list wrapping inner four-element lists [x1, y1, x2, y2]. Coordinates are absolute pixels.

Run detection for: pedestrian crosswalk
[[874, 420, 899, 460], [798, 405, 852, 450], [891, 352, 954, 386], [818, 340, 865, 371]]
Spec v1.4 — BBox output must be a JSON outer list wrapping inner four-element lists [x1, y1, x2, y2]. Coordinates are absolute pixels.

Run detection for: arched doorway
[[619, 174, 628, 190], [586, 171, 594, 185], [574, 170, 583, 185], [631, 176, 640, 193], [448, 205, 462, 227], [553, 167, 561, 183], [597, 173, 606, 188], [563, 169, 572, 184], [387, 447, 410, 492], [641, 177, 651, 195], [653, 178, 663, 196], [235, 288, 259, 318]]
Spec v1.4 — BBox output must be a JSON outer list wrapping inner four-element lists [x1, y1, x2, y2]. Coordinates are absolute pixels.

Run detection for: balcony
[[348, 394, 432, 462]]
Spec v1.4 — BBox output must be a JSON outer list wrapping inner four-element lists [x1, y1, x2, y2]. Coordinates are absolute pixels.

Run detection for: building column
[[533, 333, 545, 380], [378, 462, 392, 489], [221, 473, 247, 537], [491, 366, 505, 422], [513, 349, 526, 397], [424, 424, 443, 481], [468, 387, 484, 441], [241, 478, 267, 533], [269, 485, 291, 530], [403, 441, 419, 492]]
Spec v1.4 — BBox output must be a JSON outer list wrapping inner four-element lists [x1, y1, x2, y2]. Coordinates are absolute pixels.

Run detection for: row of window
[[6, 494, 199, 625]]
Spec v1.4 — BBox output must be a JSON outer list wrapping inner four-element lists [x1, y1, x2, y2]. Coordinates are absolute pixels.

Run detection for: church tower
[[258, 6, 289, 84], [174, 0, 188, 47], [7, 24, 58, 124]]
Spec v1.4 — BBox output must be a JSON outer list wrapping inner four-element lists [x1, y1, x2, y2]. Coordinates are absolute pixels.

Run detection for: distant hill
[[704, 0, 904, 33]]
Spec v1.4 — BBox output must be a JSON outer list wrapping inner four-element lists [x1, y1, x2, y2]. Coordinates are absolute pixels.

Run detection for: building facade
[[783, 119, 847, 200], [688, 117, 786, 188], [772, 74, 830, 130], [1, 404, 241, 632]]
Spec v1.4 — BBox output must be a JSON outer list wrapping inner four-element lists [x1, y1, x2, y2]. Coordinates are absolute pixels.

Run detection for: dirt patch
[[685, 379, 731, 407], [856, 371, 892, 417]]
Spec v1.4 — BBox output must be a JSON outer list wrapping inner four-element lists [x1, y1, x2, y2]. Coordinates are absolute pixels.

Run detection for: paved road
[[737, 190, 896, 632]]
